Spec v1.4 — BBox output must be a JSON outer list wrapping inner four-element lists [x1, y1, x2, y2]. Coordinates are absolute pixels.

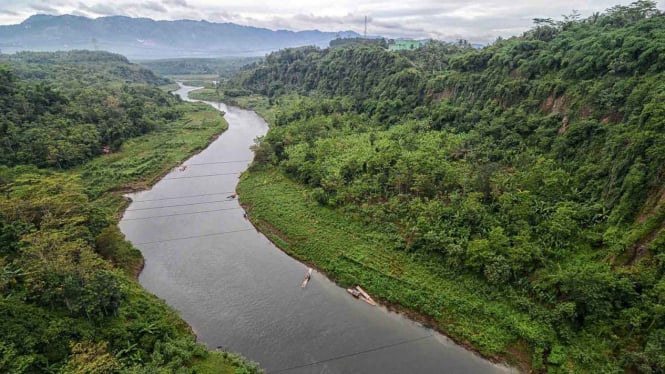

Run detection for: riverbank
[[189, 87, 224, 101], [191, 88, 273, 119], [238, 168, 530, 372], [79, 101, 227, 274], [229, 92, 533, 370], [84, 99, 259, 372]]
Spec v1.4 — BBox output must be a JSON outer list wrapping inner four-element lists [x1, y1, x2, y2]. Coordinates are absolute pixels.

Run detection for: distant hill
[[0, 50, 169, 85], [0, 14, 360, 59]]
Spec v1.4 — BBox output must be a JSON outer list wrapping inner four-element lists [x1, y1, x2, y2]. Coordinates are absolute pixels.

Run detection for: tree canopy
[[0, 51, 261, 373], [231, 2, 665, 371]]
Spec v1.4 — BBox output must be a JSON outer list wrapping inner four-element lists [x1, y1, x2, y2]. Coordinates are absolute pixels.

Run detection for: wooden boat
[[301, 268, 313, 288], [347, 285, 376, 306], [355, 286, 376, 305]]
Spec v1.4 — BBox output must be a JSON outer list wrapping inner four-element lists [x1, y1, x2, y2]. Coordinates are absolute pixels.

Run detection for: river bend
[[119, 84, 514, 374]]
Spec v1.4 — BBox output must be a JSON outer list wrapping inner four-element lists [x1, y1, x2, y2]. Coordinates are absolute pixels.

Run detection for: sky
[[0, 0, 662, 43]]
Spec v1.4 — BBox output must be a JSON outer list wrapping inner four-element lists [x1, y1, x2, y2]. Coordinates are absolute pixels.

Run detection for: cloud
[[292, 13, 367, 27], [78, 2, 120, 16], [167, 8, 203, 20], [1, 0, 664, 43], [69, 10, 90, 17], [29, 3, 59, 14], [0, 9, 20, 16], [206, 10, 242, 23], [139, 1, 168, 13], [162, 0, 190, 8]]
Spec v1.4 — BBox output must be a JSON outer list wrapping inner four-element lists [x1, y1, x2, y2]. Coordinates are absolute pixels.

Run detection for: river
[[119, 84, 515, 374]]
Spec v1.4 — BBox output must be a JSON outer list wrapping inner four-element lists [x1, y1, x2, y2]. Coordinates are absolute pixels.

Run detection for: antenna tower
[[364, 16, 367, 38]]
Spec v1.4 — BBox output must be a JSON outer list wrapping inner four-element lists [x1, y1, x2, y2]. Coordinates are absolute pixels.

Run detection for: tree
[[62, 341, 121, 374]]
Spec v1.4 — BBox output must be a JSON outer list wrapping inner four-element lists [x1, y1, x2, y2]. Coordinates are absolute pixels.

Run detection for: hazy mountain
[[0, 14, 361, 59]]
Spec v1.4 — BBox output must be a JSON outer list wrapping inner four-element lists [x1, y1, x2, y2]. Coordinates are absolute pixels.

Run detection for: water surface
[[119, 84, 515, 373]]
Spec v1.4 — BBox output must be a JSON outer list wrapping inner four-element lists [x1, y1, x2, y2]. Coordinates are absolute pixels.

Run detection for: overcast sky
[[0, 0, 662, 43]]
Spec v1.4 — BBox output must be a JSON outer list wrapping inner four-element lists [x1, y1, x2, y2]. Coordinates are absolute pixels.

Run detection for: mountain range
[[0, 14, 361, 59]]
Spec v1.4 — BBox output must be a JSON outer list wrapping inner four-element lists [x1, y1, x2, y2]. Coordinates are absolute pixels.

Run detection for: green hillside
[[138, 57, 259, 78], [0, 52, 261, 373], [232, 2, 665, 372], [0, 50, 170, 86]]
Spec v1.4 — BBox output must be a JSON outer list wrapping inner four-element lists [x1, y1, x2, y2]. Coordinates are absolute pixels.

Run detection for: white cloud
[[162, 0, 190, 7], [139, 1, 168, 13], [29, 2, 59, 14], [78, 2, 120, 16], [0, 0, 663, 43]]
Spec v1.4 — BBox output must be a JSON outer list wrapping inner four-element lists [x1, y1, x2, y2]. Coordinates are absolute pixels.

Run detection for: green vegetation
[[1, 50, 170, 87], [190, 351, 263, 374], [234, 2, 665, 372], [182, 80, 216, 88], [189, 88, 225, 102], [165, 75, 219, 88], [159, 83, 181, 92], [239, 169, 538, 358], [149, 57, 264, 102], [138, 57, 260, 77], [227, 95, 274, 121], [0, 51, 261, 373], [78, 103, 227, 199], [0, 51, 179, 168]]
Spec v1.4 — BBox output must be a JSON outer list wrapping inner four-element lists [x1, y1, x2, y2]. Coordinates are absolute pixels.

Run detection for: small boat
[[355, 286, 376, 304], [347, 286, 376, 306], [301, 268, 313, 288]]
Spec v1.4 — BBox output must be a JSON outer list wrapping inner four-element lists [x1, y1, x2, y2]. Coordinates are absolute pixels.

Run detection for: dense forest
[[0, 51, 179, 168], [138, 57, 260, 78], [0, 51, 170, 86], [230, 1, 665, 372], [0, 51, 260, 373]]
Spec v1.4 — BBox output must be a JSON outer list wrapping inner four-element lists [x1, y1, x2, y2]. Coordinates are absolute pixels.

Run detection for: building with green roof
[[388, 40, 422, 51]]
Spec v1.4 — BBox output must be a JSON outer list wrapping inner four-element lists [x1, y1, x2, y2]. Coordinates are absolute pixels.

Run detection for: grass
[[78, 101, 227, 199], [191, 351, 262, 373], [189, 88, 224, 102], [238, 168, 550, 371], [182, 80, 216, 88], [226, 95, 274, 122], [163, 74, 219, 88], [190, 353, 236, 374], [166, 74, 219, 81], [158, 83, 181, 92]]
